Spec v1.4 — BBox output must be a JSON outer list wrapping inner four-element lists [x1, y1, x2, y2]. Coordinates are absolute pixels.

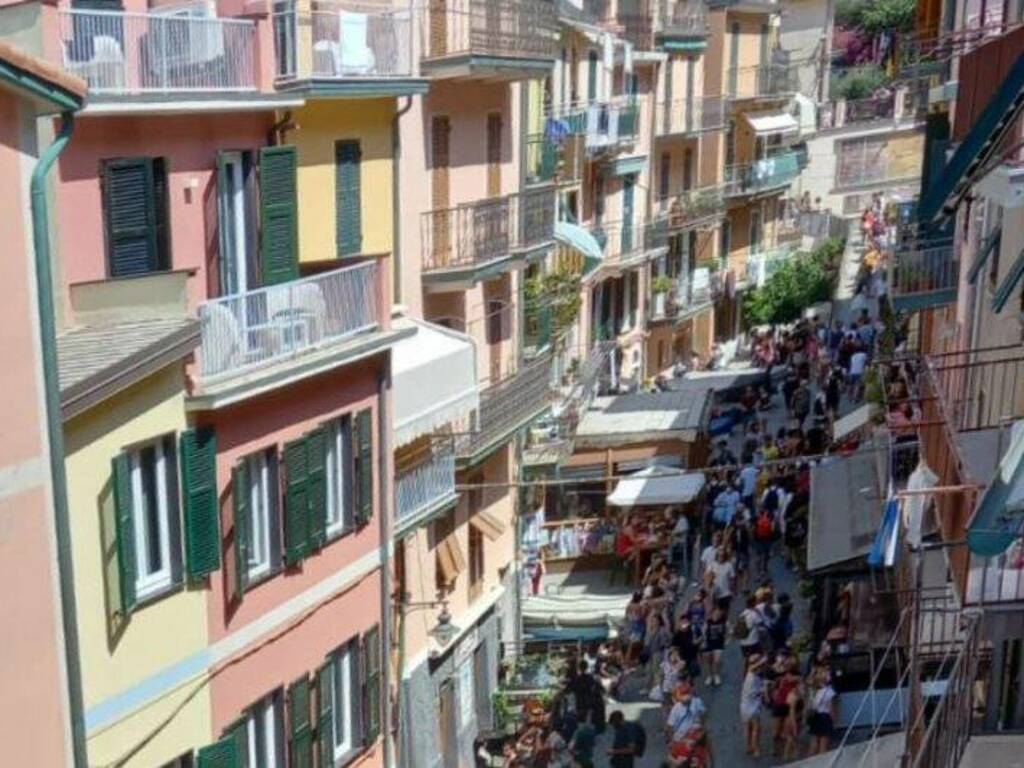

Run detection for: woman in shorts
[[807, 668, 837, 756], [702, 606, 727, 686]]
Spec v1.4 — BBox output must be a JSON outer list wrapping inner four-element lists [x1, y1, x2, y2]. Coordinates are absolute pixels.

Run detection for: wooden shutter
[[111, 453, 137, 614], [487, 113, 502, 198], [305, 428, 328, 551], [316, 660, 334, 767], [224, 718, 249, 768], [288, 676, 314, 768], [196, 737, 238, 768], [587, 51, 598, 102], [102, 157, 159, 277], [431, 116, 450, 208], [353, 409, 373, 527], [179, 428, 221, 579], [259, 145, 299, 286], [231, 461, 249, 601], [659, 152, 670, 200], [283, 438, 310, 566], [335, 140, 363, 257], [362, 625, 382, 745]]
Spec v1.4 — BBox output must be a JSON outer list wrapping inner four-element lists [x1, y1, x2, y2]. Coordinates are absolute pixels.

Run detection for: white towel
[[603, 32, 614, 70], [624, 42, 634, 75]]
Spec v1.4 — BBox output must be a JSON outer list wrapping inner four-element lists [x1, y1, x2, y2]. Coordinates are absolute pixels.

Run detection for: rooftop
[[807, 450, 884, 573], [575, 389, 711, 447]]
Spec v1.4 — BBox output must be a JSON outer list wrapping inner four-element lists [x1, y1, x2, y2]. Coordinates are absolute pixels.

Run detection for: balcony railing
[[890, 241, 958, 305], [545, 98, 639, 149], [650, 269, 713, 321], [422, 188, 556, 272], [665, 183, 727, 227], [591, 216, 661, 265], [395, 440, 456, 528], [197, 261, 379, 382], [56, 8, 257, 94], [744, 245, 795, 287], [271, 4, 414, 81], [525, 133, 558, 185], [661, 0, 708, 37], [724, 150, 800, 197], [658, 96, 728, 136], [420, 0, 556, 63], [458, 353, 553, 459], [727, 62, 798, 99]]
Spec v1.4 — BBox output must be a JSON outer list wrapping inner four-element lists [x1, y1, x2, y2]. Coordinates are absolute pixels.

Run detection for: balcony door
[[621, 174, 636, 253], [750, 209, 763, 255], [217, 151, 257, 296], [431, 116, 451, 265], [429, 0, 448, 58]]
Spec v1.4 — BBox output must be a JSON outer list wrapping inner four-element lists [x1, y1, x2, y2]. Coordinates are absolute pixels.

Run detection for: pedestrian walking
[[807, 667, 838, 757], [704, 547, 735, 612], [607, 711, 645, 768], [702, 606, 727, 686], [666, 682, 707, 742], [791, 379, 811, 428], [753, 505, 776, 577], [740, 654, 769, 758]]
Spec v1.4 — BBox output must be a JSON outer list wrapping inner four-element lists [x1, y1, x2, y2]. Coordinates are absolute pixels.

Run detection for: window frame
[[246, 689, 285, 768], [128, 434, 181, 601], [331, 639, 359, 763], [325, 415, 355, 540], [244, 448, 281, 585]]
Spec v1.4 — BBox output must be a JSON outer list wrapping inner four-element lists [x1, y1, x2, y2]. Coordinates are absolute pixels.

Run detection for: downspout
[[392, 96, 413, 306], [377, 359, 395, 768], [31, 112, 88, 768]]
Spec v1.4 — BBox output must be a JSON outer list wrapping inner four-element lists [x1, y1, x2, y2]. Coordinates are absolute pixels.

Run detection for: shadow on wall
[[98, 476, 129, 652]]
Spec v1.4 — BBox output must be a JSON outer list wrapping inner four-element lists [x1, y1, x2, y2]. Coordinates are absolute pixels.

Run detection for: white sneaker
[[714, 675, 722, 685], [705, 676, 713, 686]]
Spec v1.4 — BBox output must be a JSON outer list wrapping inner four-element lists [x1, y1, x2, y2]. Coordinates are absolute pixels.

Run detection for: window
[[318, 628, 380, 764], [659, 152, 671, 201], [331, 641, 358, 760], [246, 690, 285, 768], [469, 525, 485, 600], [244, 450, 280, 582], [326, 416, 354, 536], [160, 754, 193, 768], [101, 156, 170, 277], [336, 140, 363, 257], [127, 436, 180, 600], [216, 150, 258, 297], [836, 135, 888, 187], [720, 219, 732, 260]]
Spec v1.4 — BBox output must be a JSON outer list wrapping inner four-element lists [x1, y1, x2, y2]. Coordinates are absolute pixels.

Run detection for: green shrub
[[830, 65, 888, 100]]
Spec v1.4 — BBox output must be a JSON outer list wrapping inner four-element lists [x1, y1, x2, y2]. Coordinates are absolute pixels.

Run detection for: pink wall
[[197, 355, 385, 643], [54, 112, 274, 314]]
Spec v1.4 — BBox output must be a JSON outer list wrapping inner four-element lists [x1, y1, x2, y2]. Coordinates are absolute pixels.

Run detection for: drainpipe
[[377, 359, 395, 768], [31, 112, 88, 768], [392, 96, 413, 306]]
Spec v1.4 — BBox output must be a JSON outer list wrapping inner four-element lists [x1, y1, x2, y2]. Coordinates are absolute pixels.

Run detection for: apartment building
[[0, 40, 86, 768], [1, 1, 417, 764], [392, 2, 556, 768]]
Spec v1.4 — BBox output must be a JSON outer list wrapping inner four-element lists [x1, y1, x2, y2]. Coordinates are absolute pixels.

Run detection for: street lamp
[[401, 595, 461, 649]]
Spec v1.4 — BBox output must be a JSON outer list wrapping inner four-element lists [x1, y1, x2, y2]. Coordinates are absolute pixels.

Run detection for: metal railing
[[197, 261, 379, 381], [395, 440, 456, 528], [724, 150, 800, 196], [896, 22, 1020, 78], [544, 98, 639, 149], [661, 0, 708, 37], [657, 95, 729, 136], [727, 62, 799, 99], [744, 244, 795, 287], [57, 8, 257, 94], [650, 269, 713, 321], [707, 0, 778, 7], [591, 216, 659, 265], [422, 188, 555, 271], [666, 183, 727, 227], [525, 133, 558, 185], [890, 242, 958, 300], [271, 4, 414, 81], [457, 352, 553, 459], [420, 0, 556, 63]]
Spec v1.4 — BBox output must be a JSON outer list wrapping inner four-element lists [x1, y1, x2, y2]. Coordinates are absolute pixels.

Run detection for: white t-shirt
[[672, 516, 690, 538], [739, 607, 764, 647], [700, 545, 717, 570], [668, 697, 707, 740], [850, 351, 868, 376], [739, 465, 759, 497], [708, 559, 735, 597], [812, 685, 837, 714]]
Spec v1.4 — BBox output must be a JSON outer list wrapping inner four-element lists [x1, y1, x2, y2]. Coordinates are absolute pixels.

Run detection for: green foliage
[[835, 0, 916, 35], [525, 267, 583, 349], [830, 65, 889, 100], [651, 275, 674, 294], [743, 239, 844, 327]]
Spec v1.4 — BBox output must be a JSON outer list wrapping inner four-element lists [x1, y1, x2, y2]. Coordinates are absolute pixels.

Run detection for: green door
[[621, 175, 635, 254]]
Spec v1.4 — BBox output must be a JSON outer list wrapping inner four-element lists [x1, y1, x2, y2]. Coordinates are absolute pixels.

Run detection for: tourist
[[770, 657, 804, 760], [736, 593, 766, 661], [712, 481, 740, 529], [569, 720, 596, 767], [668, 726, 712, 768], [704, 547, 735, 612], [699, 532, 722, 579], [607, 711, 644, 768], [792, 379, 811, 429], [753, 503, 776, 577], [738, 461, 759, 510], [666, 682, 706, 743], [702, 606, 727, 686], [807, 667, 838, 756], [848, 343, 868, 401], [740, 653, 769, 757], [687, 588, 708, 635], [672, 614, 702, 684]]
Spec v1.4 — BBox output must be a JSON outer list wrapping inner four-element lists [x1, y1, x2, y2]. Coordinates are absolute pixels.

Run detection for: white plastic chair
[[338, 11, 376, 75]]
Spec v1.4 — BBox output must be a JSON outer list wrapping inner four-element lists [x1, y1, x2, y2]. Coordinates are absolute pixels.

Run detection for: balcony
[[525, 133, 558, 185], [663, 183, 727, 228], [658, 0, 709, 50], [271, 3, 424, 96], [395, 440, 457, 533], [649, 268, 714, 322], [591, 216, 667, 270], [743, 244, 795, 288], [889, 241, 958, 312], [706, 0, 779, 11], [657, 95, 728, 136], [192, 260, 397, 408], [724, 150, 800, 199], [55, 8, 257, 98], [458, 353, 553, 463], [421, 188, 556, 287], [727, 62, 798, 101], [546, 99, 640, 152], [419, 0, 556, 80]]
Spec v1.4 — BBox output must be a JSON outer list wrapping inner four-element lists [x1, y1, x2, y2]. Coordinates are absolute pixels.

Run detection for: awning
[[392, 318, 479, 447], [607, 466, 705, 507], [742, 111, 799, 137], [967, 227, 1001, 285], [470, 510, 506, 541], [610, 154, 647, 177], [991, 246, 1024, 313], [833, 403, 878, 442], [555, 221, 604, 271], [968, 419, 1024, 556]]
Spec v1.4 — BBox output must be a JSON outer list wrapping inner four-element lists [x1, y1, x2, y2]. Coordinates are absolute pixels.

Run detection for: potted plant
[[651, 275, 674, 295]]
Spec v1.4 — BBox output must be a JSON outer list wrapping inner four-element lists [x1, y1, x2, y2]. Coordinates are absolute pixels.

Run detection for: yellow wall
[[64, 366, 212, 767], [888, 131, 925, 180], [290, 98, 395, 262]]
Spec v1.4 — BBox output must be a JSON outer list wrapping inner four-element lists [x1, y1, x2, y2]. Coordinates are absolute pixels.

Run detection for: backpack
[[632, 722, 648, 758], [733, 613, 751, 640], [755, 512, 775, 541]]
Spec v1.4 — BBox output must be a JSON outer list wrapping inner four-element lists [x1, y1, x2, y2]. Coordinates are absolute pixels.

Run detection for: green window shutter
[[283, 438, 310, 565], [102, 157, 159, 277], [111, 453, 137, 614], [223, 718, 249, 768], [179, 428, 221, 579], [231, 461, 250, 601], [353, 409, 373, 527], [196, 737, 238, 768], [335, 140, 363, 257], [305, 429, 327, 550], [259, 145, 299, 286], [288, 675, 314, 768], [317, 659, 335, 767], [587, 51, 598, 102], [362, 625, 382, 745]]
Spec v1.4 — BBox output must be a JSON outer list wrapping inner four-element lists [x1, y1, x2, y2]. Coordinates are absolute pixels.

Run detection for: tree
[[742, 239, 844, 327], [835, 0, 916, 36]]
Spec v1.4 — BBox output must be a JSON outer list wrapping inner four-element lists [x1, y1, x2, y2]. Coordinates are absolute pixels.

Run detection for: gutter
[[392, 95, 413, 305], [31, 112, 88, 767], [377, 359, 395, 768]]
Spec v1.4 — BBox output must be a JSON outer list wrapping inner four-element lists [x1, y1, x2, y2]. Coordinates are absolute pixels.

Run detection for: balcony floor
[[420, 54, 554, 82], [274, 77, 428, 99]]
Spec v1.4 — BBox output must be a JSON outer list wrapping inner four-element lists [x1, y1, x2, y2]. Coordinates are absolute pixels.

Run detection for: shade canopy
[[742, 110, 799, 136], [392, 318, 479, 447], [968, 419, 1024, 556], [833, 403, 877, 442], [608, 465, 705, 507], [555, 221, 605, 272]]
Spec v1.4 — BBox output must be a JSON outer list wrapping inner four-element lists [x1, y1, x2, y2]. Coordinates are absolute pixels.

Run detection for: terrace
[[395, 439, 458, 534], [889, 240, 959, 312], [727, 62, 798, 101], [723, 150, 800, 199], [656, 95, 728, 136]]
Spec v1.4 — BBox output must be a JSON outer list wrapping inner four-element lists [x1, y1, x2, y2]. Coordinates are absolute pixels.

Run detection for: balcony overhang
[[274, 77, 428, 99], [422, 254, 520, 292], [658, 36, 708, 53], [609, 154, 647, 177], [419, 54, 554, 82], [707, 0, 780, 13], [79, 91, 305, 116]]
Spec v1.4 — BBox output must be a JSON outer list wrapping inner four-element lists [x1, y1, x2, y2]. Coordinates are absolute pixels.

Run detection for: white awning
[[607, 466, 705, 507], [392, 318, 478, 447], [832, 403, 878, 442], [743, 111, 799, 137]]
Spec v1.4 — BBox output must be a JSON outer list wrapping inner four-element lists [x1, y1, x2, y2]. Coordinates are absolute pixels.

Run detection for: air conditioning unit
[[976, 162, 1024, 209]]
